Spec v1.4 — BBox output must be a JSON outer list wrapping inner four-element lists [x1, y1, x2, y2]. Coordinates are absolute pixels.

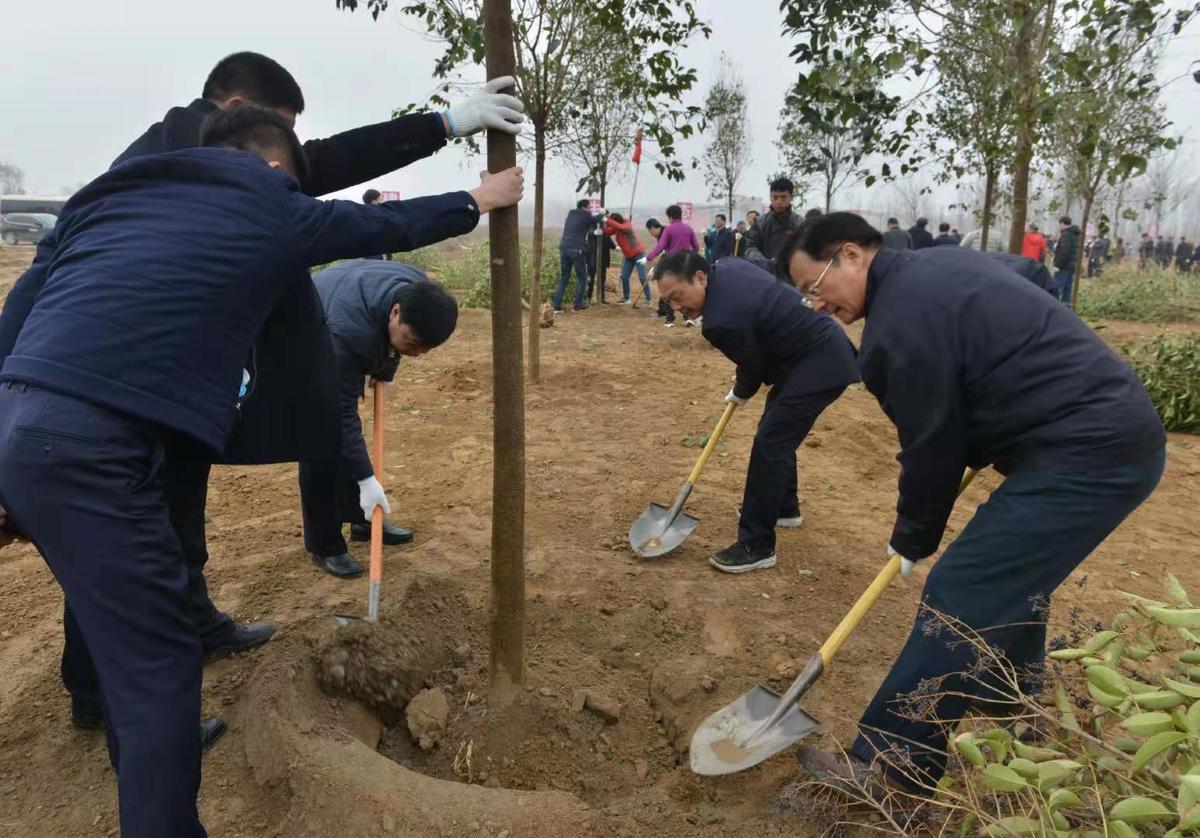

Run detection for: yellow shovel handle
[[817, 467, 979, 666], [686, 401, 738, 485]]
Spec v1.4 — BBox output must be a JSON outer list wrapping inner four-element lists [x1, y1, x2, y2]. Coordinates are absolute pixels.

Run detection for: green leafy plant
[[452, 237, 565, 310], [1076, 265, 1200, 323], [1123, 333, 1200, 433]]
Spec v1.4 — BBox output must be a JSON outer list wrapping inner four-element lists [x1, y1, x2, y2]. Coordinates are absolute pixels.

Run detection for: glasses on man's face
[[800, 256, 836, 299]]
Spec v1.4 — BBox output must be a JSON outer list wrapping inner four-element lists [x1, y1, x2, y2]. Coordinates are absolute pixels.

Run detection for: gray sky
[[2, 0, 1197, 226]]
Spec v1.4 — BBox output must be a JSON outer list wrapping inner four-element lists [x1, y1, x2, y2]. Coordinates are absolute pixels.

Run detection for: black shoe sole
[[709, 554, 777, 574], [201, 718, 227, 755], [349, 530, 414, 546], [311, 554, 364, 579]]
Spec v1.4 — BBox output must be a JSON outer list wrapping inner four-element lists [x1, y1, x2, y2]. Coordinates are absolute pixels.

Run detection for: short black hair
[[609, 212, 625, 223], [576, 199, 590, 210], [653, 250, 709, 282], [804, 208, 823, 219], [202, 52, 305, 114], [916, 217, 928, 227], [1059, 215, 1072, 225], [666, 204, 683, 221], [770, 176, 795, 195], [747, 210, 759, 218], [715, 213, 726, 222], [886, 217, 898, 226], [939, 222, 950, 232], [200, 104, 309, 183], [394, 279, 459, 348], [777, 212, 884, 278], [363, 189, 381, 204], [646, 217, 663, 230]]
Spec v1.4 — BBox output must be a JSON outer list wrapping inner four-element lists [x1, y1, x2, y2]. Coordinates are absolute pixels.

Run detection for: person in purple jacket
[[646, 204, 700, 327]]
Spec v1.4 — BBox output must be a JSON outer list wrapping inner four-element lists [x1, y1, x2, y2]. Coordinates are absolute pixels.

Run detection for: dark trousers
[[850, 447, 1165, 788], [0, 384, 206, 837], [298, 459, 368, 557], [553, 247, 589, 310], [738, 383, 845, 551], [62, 448, 229, 716]]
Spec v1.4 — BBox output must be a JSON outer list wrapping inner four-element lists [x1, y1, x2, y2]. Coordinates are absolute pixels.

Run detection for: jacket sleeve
[[300, 113, 448, 198], [0, 232, 58, 361], [291, 191, 480, 267], [690, 229, 700, 253], [863, 325, 968, 560], [646, 236, 666, 261], [334, 349, 375, 482], [742, 223, 772, 272]]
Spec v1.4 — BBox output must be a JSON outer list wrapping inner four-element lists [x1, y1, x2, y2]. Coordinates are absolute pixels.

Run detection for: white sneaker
[[665, 321, 675, 328], [620, 298, 633, 305], [684, 319, 695, 327]]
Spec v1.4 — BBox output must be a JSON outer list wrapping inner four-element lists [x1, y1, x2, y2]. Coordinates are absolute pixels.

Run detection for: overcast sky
[[2, 0, 1198, 225]]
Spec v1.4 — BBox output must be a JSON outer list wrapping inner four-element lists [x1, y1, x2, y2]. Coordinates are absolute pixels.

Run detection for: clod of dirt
[[317, 573, 470, 715], [583, 691, 621, 722], [406, 687, 450, 750]]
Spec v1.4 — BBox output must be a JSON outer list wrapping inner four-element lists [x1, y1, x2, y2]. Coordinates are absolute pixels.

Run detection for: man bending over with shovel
[[653, 251, 860, 573], [779, 213, 1165, 798], [301, 260, 458, 578]]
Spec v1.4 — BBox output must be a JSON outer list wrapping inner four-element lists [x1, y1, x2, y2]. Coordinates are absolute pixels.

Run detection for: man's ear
[[267, 160, 282, 170], [218, 95, 246, 111]]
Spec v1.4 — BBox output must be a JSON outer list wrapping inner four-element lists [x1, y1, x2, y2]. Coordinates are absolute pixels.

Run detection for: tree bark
[[483, 0, 526, 699], [595, 178, 607, 303], [981, 164, 997, 252], [527, 125, 546, 382], [1073, 193, 1094, 307], [1007, 7, 1036, 254]]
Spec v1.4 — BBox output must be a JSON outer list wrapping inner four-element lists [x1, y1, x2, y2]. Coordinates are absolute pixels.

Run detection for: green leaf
[[1121, 711, 1176, 736], [1036, 759, 1083, 789], [985, 816, 1039, 836], [1109, 796, 1176, 823], [983, 762, 1028, 792], [1178, 774, 1200, 829], [1133, 731, 1188, 770], [1048, 787, 1085, 809], [1007, 757, 1039, 778], [1107, 824, 1140, 838], [1167, 573, 1191, 605], [1164, 676, 1200, 699]]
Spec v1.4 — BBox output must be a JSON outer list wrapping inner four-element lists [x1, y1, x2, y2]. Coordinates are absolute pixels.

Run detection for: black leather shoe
[[350, 520, 414, 545], [204, 621, 277, 663], [312, 551, 364, 578], [200, 717, 226, 755]]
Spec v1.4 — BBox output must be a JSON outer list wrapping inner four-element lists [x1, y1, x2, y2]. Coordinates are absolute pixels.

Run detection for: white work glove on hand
[[444, 76, 525, 137], [357, 475, 391, 523], [888, 544, 916, 578], [636, 256, 647, 266], [725, 388, 748, 407]]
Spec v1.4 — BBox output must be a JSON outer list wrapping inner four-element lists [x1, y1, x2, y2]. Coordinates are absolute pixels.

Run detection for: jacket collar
[[864, 247, 905, 316]]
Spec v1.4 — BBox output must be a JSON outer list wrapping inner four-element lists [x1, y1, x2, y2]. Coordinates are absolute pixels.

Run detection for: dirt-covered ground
[[0, 243, 1197, 836]]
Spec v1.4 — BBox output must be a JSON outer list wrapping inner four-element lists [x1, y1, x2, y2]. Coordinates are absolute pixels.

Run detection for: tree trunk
[[825, 177, 833, 214], [1072, 193, 1094, 307], [1007, 7, 1036, 254], [527, 125, 546, 382], [595, 177, 607, 303], [981, 164, 997, 252], [483, 0, 526, 699]]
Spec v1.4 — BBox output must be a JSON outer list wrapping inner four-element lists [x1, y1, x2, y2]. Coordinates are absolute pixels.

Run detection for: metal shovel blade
[[689, 686, 821, 776], [629, 503, 700, 558]]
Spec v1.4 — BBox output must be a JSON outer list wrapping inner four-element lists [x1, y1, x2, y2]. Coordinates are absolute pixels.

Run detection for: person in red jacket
[[1021, 223, 1048, 263], [604, 212, 651, 305]]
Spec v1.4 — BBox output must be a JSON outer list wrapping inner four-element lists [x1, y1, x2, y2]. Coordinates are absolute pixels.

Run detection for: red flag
[[631, 128, 643, 165]]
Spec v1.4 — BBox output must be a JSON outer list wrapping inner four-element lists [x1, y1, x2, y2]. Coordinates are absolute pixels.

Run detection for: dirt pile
[[317, 573, 472, 716]]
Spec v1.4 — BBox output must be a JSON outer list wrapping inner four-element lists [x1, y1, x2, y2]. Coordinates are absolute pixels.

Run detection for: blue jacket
[[700, 258, 861, 400], [0, 148, 478, 455], [561, 208, 600, 250], [860, 247, 1164, 560], [0, 99, 455, 464], [313, 260, 429, 481], [706, 226, 736, 262]]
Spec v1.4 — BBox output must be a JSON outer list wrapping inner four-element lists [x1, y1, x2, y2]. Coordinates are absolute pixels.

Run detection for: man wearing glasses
[[652, 252, 859, 573], [778, 212, 1165, 799]]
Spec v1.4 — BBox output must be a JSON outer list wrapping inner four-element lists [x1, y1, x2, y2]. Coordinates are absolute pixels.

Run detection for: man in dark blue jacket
[[654, 253, 860, 573], [554, 199, 603, 311], [704, 213, 737, 263], [0, 51, 524, 732], [301, 261, 459, 577], [779, 213, 1165, 796], [0, 106, 520, 838]]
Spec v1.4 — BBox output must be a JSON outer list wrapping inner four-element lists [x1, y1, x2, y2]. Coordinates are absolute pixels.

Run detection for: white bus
[[0, 194, 70, 218]]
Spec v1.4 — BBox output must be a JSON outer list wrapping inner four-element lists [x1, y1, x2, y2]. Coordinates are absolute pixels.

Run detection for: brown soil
[[0, 243, 1198, 837]]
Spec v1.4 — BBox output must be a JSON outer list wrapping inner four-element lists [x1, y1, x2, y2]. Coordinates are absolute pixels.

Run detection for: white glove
[[444, 76, 525, 137], [357, 475, 391, 522], [888, 544, 915, 577], [725, 388, 748, 406], [636, 256, 647, 266]]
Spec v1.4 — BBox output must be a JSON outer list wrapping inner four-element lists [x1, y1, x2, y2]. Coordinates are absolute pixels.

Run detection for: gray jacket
[[313, 259, 427, 478], [744, 209, 803, 277], [882, 227, 913, 250]]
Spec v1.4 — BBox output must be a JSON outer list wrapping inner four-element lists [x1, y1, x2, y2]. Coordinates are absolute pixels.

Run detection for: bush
[[1077, 264, 1200, 323], [457, 236, 567, 310], [1123, 334, 1200, 433]]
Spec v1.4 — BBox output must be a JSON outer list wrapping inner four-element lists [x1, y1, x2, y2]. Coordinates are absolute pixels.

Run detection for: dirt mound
[[317, 574, 472, 717]]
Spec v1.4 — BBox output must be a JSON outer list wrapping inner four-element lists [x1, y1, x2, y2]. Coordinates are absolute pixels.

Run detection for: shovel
[[629, 401, 737, 558], [335, 380, 387, 625], [689, 468, 980, 775]]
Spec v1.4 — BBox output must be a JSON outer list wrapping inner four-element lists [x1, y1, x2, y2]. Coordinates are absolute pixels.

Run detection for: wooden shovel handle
[[685, 401, 737, 485], [817, 468, 979, 666]]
